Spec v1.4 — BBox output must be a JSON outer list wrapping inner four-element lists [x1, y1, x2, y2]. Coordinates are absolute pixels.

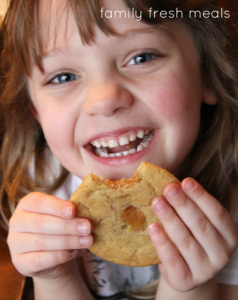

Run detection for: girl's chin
[[86, 161, 145, 180]]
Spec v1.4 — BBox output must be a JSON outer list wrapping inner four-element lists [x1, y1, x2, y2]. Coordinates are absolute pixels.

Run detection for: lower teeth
[[95, 131, 154, 158]]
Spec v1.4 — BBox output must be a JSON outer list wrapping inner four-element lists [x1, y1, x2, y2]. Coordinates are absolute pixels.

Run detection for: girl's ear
[[203, 87, 218, 105]]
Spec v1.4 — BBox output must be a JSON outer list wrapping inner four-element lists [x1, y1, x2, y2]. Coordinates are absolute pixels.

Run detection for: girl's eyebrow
[[42, 26, 172, 59]]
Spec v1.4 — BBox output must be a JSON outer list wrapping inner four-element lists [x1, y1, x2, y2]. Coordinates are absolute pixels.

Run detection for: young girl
[[0, 0, 238, 299]]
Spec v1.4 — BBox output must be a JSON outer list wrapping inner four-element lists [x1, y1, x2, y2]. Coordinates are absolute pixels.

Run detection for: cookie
[[70, 162, 180, 267]]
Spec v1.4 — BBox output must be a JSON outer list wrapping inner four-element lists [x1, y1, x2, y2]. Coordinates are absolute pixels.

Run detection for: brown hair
[[0, 0, 238, 297]]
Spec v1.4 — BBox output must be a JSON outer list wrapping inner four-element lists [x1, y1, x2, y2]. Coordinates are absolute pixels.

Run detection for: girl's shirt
[[217, 240, 238, 285], [82, 249, 159, 299], [52, 172, 238, 299]]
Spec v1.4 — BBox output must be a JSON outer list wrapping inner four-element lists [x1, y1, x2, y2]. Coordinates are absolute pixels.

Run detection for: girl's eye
[[49, 73, 77, 84], [127, 53, 156, 66]]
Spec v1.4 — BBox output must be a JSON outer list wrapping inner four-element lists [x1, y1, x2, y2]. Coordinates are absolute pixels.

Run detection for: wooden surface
[[0, 228, 26, 300]]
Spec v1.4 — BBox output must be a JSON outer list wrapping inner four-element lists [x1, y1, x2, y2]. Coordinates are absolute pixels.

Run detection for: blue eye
[[50, 73, 77, 84], [128, 53, 155, 66]]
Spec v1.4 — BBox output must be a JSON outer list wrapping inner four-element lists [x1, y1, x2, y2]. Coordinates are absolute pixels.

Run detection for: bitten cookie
[[70, 161, 180, 267]]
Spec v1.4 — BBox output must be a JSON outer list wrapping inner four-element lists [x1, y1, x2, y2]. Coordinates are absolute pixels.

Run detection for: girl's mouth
[[86, 129, 154, 158]]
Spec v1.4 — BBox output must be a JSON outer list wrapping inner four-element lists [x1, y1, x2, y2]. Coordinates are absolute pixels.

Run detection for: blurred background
[[0, 0, 9, 20]]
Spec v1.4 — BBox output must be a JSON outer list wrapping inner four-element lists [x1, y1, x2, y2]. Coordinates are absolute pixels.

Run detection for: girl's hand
[[148, 178, 238, 292], [7, 192, 93, 279]]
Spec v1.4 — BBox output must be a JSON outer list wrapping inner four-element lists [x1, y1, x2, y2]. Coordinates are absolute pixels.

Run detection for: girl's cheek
[[146, 88, 194, 121]]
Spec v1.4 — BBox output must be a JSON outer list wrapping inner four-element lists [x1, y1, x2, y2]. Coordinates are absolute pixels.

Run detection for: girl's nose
[[83, 83, 133, 117]]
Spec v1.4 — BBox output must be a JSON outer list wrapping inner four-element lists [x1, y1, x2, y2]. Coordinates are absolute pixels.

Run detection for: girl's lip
[[83, 129, 158, 166]]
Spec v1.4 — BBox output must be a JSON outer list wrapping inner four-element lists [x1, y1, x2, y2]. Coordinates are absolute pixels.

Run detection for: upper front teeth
[[101, 141, 108, 147], [90, 129, 150, 149], [137, 130, 144, 139], [94, 131, 154, 158], [108, 140, 119, 148], [94, 141, 101, 148], [119, 137, 129, 146]]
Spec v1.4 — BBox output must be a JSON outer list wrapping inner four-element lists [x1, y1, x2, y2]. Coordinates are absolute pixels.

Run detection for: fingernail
[[183, 179, 195, 192], [153, 197, 167, 211], [77, 222, 90, 234], [149, 223, 161, 234], [64, 206, 73, 218], [80, 236, 93, 247], [165, 185, 180, 200]]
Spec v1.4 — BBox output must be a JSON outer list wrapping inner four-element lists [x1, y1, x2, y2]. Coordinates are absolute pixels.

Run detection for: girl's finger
[[162, 182, 236, 270], [181, 178, 238, 249], [10, 210, 92, 235], [148, 222, 191, 290], [16, 192, 76, 219], [13, 250, 78, 277], [151, 196, 210, 275], [8, 232, 93, 253]]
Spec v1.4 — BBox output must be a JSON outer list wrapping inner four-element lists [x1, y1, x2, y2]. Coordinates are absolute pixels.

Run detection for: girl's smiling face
[[28, 0, 216, 180]]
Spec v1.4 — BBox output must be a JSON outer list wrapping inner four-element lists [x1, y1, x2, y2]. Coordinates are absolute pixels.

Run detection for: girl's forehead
[[38, 0, 192, 55], [37, 0, 131, 53], [38, 0, 69, 48], [38, 0, 142, 34]]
